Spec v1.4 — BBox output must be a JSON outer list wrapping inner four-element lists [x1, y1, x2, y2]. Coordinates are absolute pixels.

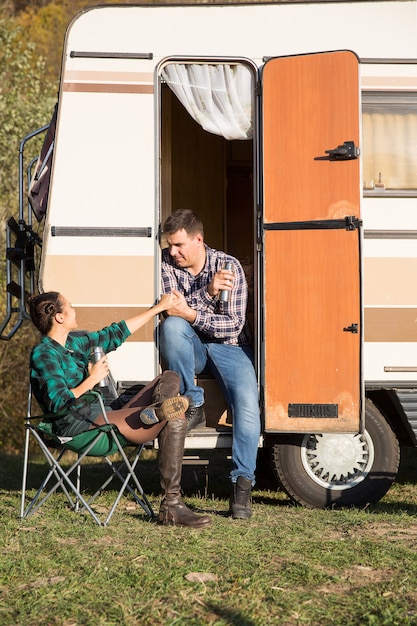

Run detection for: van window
[[362, 92, 417, 196]]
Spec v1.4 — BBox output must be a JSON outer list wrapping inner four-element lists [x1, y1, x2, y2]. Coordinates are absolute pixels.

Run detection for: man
[[159, 208, 260, 519]]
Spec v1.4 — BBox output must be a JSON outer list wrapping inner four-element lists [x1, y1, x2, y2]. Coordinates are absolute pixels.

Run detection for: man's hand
[[158, 292, 183, 312], [208, 267, 234, 298], [165, 289, 197, 323]]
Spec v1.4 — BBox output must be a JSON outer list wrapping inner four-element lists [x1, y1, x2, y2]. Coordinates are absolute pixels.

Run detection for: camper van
[[3, 0, 417, 509]]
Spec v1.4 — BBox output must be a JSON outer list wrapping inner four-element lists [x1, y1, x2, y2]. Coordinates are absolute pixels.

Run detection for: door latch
[[315, 141, 360, 161], [343, 323, 358, 334]]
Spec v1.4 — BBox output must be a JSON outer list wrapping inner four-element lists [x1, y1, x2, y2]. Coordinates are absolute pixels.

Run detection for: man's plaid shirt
[[161, 244, 252, 346], [30, 321, 130, 414]]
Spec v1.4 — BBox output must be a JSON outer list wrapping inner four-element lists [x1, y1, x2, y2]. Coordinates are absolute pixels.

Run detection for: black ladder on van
[[0, 125, 47, 340]]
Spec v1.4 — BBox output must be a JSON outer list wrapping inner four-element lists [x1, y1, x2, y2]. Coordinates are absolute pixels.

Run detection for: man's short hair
[[162, 209, 204, 238]]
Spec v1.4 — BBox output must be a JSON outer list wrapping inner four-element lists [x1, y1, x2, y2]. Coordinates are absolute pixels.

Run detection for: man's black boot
[[185, 400, 206, 432], [229, 476, 253, 519]]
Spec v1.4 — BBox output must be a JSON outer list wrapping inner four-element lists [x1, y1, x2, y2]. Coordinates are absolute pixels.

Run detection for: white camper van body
[[6, 1, 417, 508]]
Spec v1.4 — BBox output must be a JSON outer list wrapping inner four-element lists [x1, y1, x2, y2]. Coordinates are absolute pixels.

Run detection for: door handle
[[315, 141, 360, 161], [343, 323, 358, 334]]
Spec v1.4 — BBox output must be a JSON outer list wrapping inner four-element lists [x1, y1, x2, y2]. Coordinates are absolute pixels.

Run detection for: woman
[[28, 291, 211, 529]]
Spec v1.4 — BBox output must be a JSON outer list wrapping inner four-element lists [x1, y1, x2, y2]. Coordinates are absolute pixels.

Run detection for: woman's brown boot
[[158, 417, 211, 528], [140, 397, 188, 425], [152, 370, 181, 404], [140, 371, 188, 425]]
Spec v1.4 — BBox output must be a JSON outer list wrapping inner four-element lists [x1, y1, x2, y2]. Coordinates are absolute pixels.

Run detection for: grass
[[2, 447, 417, 625]]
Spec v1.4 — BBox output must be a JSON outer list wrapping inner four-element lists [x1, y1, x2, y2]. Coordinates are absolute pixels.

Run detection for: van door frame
[[155, 56, 261, 387]]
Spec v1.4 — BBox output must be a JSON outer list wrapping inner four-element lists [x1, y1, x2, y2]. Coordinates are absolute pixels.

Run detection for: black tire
[[270, 399, 400, 508]]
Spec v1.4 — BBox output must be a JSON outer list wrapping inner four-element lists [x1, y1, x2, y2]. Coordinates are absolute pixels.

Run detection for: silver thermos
[[91, 346, 108, 388], [219, 261, 233, 303]]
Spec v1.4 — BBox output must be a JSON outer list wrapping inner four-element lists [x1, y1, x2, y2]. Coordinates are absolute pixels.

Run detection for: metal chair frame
[[21, 388, 154, 526]]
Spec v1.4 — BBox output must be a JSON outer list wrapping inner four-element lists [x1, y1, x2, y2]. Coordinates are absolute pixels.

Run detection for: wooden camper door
[[262, 51, 362, 433]]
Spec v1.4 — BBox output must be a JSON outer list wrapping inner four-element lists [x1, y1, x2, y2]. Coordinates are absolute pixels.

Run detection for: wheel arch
[[264, 398, 400, 508], [366, 388, 417, 448]]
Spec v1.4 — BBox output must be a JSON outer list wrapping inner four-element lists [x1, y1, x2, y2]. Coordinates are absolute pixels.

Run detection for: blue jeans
[[159, 316, 260, 484]]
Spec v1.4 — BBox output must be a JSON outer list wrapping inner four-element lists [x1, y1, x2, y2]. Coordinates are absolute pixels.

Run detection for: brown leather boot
[[158, 418, 211, 528], [140, 396, 189, 425], [140, 371, 188, 425], [152, 370, 181, 404]]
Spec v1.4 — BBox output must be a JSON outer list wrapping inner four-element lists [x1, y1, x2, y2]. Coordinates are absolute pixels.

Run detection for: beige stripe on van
[[74, 307, 155, 342], [63, 69, 153, 94], [364, 258, 417, 305], [63, 83, 153, 94], [361, 76, 417, 89], [365, 308, 417, 342], [42, 255, 155, 305], [65, 70, 153, 83]]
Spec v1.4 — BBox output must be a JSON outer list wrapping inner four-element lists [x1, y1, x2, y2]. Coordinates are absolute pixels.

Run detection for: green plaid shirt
[[30, 321, 130, 414]]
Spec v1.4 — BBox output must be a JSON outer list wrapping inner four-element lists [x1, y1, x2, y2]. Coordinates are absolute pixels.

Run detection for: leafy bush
[[0, 13, 55, 452]]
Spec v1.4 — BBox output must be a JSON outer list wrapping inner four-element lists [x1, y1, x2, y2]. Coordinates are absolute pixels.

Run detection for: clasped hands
[[159, 266, 234, 321]]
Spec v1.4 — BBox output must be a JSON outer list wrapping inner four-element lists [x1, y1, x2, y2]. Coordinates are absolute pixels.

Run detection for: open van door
[[261, 51, 400, 509], [262, 51, 362, 433]]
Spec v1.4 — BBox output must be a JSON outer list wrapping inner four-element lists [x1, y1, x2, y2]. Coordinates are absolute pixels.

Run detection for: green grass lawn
[[2, 447, 417, 625]]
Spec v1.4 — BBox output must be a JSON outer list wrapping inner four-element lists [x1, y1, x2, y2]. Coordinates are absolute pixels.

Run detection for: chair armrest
[[28, 390, 109, 424]]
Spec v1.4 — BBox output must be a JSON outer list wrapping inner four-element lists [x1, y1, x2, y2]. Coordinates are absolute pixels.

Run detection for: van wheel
[[270, 399, 400, 508]]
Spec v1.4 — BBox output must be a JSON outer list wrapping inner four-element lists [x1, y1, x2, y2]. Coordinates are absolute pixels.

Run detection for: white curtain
[[162, 63, 254, 140], [362, 104, 417, 190]]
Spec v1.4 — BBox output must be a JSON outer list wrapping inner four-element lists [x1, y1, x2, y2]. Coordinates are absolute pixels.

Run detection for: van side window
[[362, 91, 417, 195]]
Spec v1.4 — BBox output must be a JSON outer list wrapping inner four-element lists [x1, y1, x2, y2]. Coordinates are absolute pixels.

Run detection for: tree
[[0, 13, 55, 452], [16, 1, 69, 82]]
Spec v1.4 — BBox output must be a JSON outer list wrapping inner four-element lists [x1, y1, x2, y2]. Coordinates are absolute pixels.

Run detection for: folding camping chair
[[21, 387, 154, 526]]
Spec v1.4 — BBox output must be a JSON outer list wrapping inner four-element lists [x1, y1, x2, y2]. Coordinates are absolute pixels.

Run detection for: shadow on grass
[[369, 501, 417, 515], [5, 444, 417, 510], [395, 445, 417, 483], [1, 449, 234, 499], [205, 602, 256, 626]]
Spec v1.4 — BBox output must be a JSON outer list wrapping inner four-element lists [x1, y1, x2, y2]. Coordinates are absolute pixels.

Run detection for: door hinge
[[345, 216, 361, 231]]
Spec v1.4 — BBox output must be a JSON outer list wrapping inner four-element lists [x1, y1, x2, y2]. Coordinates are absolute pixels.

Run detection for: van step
[[395, 390, 417, 442], [185, 426, 233, 449]]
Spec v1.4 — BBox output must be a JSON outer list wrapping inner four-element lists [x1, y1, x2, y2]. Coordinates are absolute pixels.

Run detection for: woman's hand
[[163, 289, 197, 323], [125, 291, 186, 335], [70, 354, 109, 398], [87, 354, 109, 386], [156, 291, 183, 312]]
